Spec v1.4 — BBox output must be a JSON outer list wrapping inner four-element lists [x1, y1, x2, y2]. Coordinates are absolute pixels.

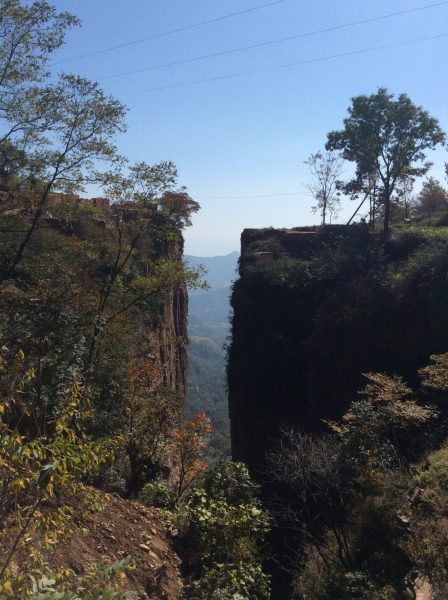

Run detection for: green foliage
[[412, 177, 448, 224], [175, 461, 270, 600], [139, 479, 177, 511], [0, 359, 135, 599], [137, 461, 270, 599], [200, 460, 260, 505], [277, 355, 448, 598], [22, 556, 136, 600], [335, 372, 433, 470], [190, 562, 270, 600], [326, 87, 445, 236]]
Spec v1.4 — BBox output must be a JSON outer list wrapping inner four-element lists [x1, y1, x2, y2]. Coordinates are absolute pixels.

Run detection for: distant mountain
[[185, 251, 239, 459], [185, 251, 239, 290]]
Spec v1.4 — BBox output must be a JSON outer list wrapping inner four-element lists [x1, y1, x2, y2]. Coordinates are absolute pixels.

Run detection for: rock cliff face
[[146, 218, 188, 402], [228, 225, 448, 477], [150, 259, 189, 401], [45, 194, 189, 403]]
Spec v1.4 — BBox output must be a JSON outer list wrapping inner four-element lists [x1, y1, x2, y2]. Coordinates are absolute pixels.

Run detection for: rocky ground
[[50, 492, 183, 600]]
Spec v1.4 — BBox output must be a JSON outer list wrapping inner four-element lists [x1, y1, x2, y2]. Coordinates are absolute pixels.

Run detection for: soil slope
[[51, 492, 182, 600]]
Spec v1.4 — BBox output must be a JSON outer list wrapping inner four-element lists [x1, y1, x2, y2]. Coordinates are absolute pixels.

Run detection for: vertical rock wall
[[228, 225, 448, 478], [149, 281, 188, 401]]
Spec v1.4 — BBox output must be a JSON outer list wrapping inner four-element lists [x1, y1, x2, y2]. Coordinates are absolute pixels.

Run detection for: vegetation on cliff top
[[306, 88, 446, 236]]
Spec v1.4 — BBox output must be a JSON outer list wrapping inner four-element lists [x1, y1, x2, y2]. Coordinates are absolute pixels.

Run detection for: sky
[[50, 0, 448, 256]]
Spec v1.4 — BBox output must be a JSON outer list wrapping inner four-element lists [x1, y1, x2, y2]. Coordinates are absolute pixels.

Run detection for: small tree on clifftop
[[305, 150, 343, 225], [326, 88, 445, 237]]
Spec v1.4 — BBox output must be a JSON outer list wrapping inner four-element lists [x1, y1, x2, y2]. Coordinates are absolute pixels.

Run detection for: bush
[[176, 461, 270, 600], [200, 460, 260, 505], [190, 562, 270, 600], [139, 479, 177, 510]]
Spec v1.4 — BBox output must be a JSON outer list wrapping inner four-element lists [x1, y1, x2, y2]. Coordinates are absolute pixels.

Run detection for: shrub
[[139, 479, 177, 510], [176, 461, 270, 600]]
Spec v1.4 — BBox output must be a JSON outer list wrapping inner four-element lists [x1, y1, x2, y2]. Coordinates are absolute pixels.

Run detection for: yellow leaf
[[3, 581, 11, 593]]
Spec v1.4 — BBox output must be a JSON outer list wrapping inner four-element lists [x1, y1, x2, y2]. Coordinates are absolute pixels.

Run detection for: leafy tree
[[170, 411, 212, 497], [413, 177, 448, 223], [0, 356, 136, 599], [3, 75, 126, 277], [176, 461, 270, 600], [159, 190, 200, 228], [304, 150, 342, 225], [102, 160, 178, 207], [326, 88, 445, 237], [101, 159, 200, 238], [0, 1, 78, 89], [394, 173, 415, 222], [0, 0, 78, 210], [333, 372, 433, 471], [0, 0, 127, 279], [270, 357, 448, 599]]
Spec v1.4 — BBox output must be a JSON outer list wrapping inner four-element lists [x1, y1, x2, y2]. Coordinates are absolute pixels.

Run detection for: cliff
[[0, 193, 191, 598], [1, 190, 189, 402], [228, 225, 448, 476], [53, 195, 189, 402]]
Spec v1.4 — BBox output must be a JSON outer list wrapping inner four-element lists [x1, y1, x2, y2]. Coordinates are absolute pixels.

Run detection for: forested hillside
[[186, 252, 238, 458]]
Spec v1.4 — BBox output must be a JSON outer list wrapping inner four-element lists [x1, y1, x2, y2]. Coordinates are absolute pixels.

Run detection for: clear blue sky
[[51, 0, 448, 255]]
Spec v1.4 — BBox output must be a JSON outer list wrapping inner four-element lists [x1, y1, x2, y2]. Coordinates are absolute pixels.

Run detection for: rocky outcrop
[[228, 225, 448, 477]]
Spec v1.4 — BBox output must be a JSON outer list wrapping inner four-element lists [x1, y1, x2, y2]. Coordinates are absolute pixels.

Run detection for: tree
[[0, 2, 127, 279], [267, 428, 350, 572], [176, 461, 270, 600], [103, 160, 178, 207], [305, 150, 342, 225], [326, 88, 445, 237], [396, 173, 415, 221], [0, 1, 78, 194], [3, 75, 126, 278], [414, 177, 448, 224], [170, 411, 212, 497], [103, 160, 200, 228], [159, 190, 200, 228]]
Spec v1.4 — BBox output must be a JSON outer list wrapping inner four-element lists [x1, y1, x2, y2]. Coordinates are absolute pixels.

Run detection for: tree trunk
[[383, 181, 391, 238]]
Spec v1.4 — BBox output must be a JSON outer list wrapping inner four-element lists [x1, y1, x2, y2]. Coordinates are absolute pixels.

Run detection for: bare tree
[[266, 427, 352, 571], [305, 150, 343, 225]]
